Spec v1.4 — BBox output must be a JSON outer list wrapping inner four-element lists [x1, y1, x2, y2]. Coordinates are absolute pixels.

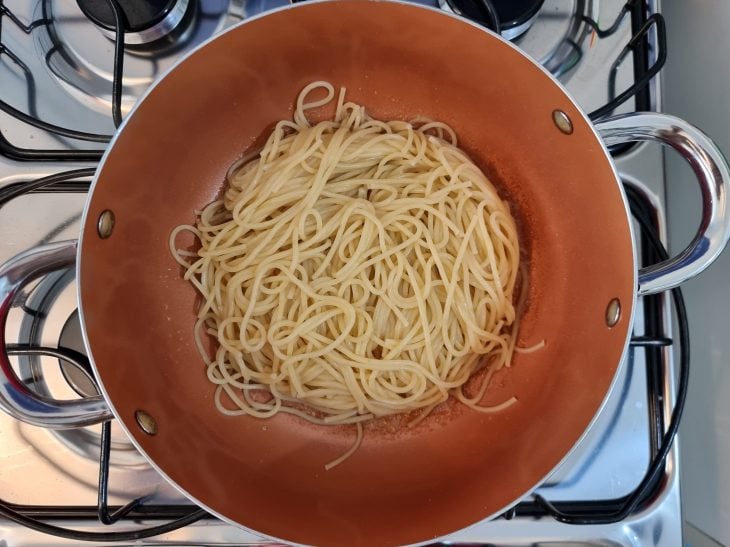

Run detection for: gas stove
[[0, 0, 685, 545]]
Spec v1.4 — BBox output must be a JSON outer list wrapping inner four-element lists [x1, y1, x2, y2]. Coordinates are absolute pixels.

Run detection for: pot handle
[[595, 112, 730, 296], [0, 240, 113, 428]]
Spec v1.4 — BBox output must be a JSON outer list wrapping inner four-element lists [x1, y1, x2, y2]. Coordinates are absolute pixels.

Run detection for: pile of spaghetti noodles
[[171, 81, 522, 468]]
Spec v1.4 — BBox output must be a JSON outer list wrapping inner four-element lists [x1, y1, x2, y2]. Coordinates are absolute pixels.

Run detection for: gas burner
[[33, 0, 241, 118], [16, 270, 147, 467], [59, 310, 98, 398], [514, 0, 596, 77], [440, 0, 597, 79], [492, 0, 545, 40], [76, 0, 192, 45], [443, 0, 546, 39]]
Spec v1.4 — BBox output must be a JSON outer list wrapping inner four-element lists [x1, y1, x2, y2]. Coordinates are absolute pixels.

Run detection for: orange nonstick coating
[[79, 2, 635, 545]]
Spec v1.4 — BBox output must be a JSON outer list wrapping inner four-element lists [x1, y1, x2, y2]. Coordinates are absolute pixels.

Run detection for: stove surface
[[0, 0, 682, 545]]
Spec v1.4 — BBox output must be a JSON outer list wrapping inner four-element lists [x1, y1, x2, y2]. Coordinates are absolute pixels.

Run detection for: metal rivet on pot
[[97, 210, 115, 239], [552, 110, 574, 135], [135, 409, 158, 436], [606, 298, 621, 327]]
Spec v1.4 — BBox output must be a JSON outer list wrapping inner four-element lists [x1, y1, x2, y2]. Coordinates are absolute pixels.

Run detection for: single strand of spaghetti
[[516, 340, 547, 354], [441, 212, 480, 356], [403, 258, 437, 375], [294, 81, 335, 126], [490, 212, 520, 288], [168, 225, 202, 268], [324, 423, 363, 471]]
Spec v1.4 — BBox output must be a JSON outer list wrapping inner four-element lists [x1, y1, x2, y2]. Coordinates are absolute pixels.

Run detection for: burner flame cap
[[76, 0, 191, 45]]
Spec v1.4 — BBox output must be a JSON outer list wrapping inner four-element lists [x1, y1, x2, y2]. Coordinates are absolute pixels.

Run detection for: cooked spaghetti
[[170, 81, 522, 468]]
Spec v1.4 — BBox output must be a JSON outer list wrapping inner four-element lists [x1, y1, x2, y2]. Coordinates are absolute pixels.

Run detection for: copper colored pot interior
[[79, 2, 635, 545]]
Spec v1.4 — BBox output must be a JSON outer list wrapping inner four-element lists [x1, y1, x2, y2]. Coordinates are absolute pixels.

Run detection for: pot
[[0, 1, 728, 545]]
